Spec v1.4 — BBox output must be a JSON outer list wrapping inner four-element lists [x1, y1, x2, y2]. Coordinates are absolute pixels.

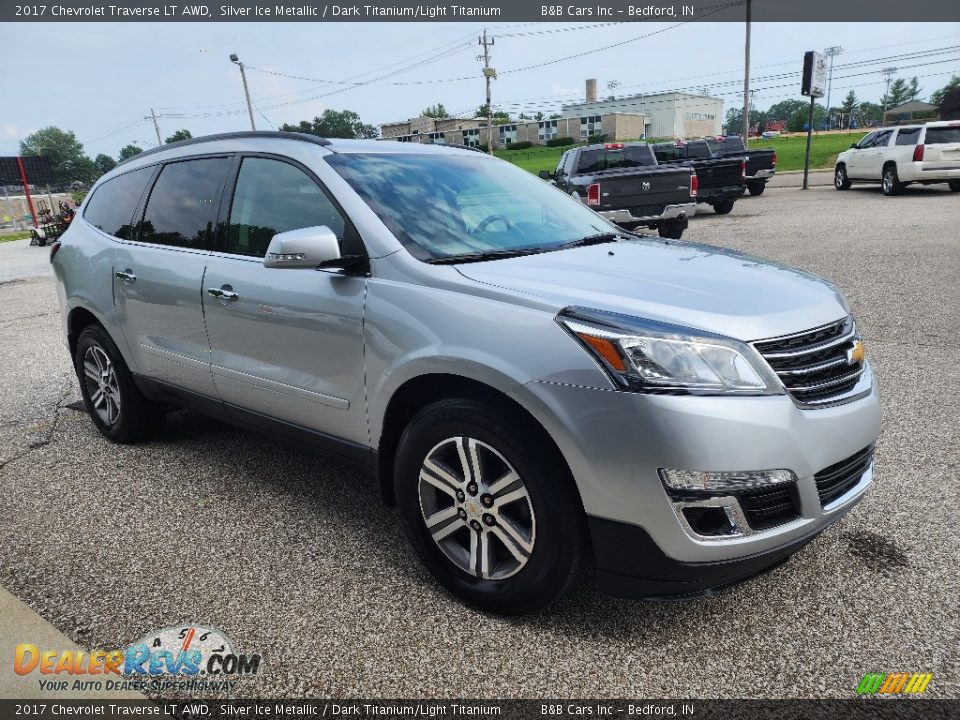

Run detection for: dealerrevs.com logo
[[14, 624, 262, 693], [856, 672, 933, 696]]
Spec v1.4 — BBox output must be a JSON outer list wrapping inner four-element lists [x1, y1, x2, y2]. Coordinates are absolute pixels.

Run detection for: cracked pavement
[[0, 183, 958, 698]]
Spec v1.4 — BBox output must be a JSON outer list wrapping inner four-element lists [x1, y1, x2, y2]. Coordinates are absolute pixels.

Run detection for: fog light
[[682, 506, 738, 537], [659, 468, 796, 493]]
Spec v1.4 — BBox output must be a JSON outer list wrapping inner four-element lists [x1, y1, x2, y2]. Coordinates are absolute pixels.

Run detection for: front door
[[202, 156, 368, 445], [115, 156, 232, 396]]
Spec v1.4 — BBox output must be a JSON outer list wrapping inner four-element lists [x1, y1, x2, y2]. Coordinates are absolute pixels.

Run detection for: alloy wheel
[[418, 436, 536, 580], [82, 345, 121, 425]]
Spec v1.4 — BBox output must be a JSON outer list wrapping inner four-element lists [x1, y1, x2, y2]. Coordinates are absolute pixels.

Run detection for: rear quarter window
[[925, 126, 960, 144], [895, 128, 921, 145], [82, 166, 154, 239]]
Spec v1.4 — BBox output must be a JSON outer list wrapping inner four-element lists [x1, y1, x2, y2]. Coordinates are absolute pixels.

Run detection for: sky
[[2, 21, 958, 158]]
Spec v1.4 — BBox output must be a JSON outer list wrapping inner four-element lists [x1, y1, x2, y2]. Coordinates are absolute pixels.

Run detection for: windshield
[[325, 152, 615, 261]]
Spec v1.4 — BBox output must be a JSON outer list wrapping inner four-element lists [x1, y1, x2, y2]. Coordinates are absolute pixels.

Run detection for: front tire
[[712, 199, 735, 215], [74, 324, 165, 443], [949, 180, 960, 192], [834, 164, 852, 190], [882, 165, 903, 196], [747, 181, 766, 196], [394, 397, 586, 615]]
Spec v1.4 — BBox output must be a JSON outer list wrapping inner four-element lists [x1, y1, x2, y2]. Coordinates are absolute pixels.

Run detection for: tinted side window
[[895, 128, 922, 146], [226, 157, 346, 258], [687, 142, 711, 159], [926, 127, 960, 144], [83, 167, 154, 239], [857, 132, 878, 149], [872, 130, 892, 148], [138, 158, 230, 249]]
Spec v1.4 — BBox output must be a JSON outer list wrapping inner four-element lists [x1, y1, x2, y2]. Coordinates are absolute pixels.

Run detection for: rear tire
[[394, 397, 586, 615], [747, 181, 766, 196], [658, 218, 686, 240], [834, 164, 852, 190], [712, 199, 735, 215], [882, 165, 903, 196], [949, 180, 960, 192], [74, 324, 165, 443]]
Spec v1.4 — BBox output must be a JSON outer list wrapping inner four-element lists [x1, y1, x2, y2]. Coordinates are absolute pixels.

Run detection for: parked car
[[697, 136, 777, 196], [51, 132, 880, 614], [542, 142, 696, 239], [651, 140, 747, 213], [834, 121, 960, 195]]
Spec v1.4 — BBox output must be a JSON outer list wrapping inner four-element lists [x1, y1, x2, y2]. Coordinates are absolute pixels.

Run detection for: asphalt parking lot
[[1, 180, 958, 699]]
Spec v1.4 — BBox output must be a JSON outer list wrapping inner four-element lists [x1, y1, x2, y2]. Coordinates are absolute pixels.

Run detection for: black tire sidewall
[[394, 399, 582, 614], [713, 200, 734, 214], [883, 166, 900, 196]]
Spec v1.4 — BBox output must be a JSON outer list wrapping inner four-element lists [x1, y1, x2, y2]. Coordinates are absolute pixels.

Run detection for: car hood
[[455, 238, 849, 342]]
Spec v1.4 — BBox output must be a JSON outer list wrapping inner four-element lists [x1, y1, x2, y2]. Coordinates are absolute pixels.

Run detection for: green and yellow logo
[[856, 672, 933, 695]]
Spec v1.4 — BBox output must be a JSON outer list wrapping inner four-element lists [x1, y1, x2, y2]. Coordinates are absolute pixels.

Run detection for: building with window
[[561, 84, 724, 139]]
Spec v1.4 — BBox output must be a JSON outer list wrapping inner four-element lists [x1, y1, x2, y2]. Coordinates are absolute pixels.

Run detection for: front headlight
[[558, 307, 783, 395]]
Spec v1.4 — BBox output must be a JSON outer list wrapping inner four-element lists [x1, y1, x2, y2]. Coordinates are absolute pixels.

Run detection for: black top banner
[[3, 0, 960, 22]]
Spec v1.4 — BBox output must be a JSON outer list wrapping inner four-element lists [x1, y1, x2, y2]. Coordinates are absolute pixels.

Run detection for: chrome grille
[[753, 317, 865, 406]]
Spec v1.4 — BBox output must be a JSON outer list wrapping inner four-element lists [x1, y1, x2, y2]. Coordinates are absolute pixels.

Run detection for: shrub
[[505, 140, 532, 150], [545, 136, 576, 147], [587, 133, 608, 145]]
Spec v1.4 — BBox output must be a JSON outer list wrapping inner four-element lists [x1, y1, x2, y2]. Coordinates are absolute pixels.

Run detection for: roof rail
[[115, 131, 331, 167]]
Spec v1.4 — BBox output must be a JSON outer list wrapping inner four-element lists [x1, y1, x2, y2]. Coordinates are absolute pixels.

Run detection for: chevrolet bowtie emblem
[[847, 340, 866, 365]]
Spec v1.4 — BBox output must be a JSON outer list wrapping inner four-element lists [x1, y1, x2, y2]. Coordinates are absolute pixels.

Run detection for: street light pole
[[230, 53, 257, 131], [823, 46, 843, 130], [742, 0, 751, 143]]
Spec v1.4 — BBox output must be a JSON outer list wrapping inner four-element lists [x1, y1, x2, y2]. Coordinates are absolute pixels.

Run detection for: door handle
[[207, 287, 239, 302], [115, 270, 136, 283]]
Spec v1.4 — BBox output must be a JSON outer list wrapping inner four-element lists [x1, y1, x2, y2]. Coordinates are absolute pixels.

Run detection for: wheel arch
[[375, 372, 576, 508]]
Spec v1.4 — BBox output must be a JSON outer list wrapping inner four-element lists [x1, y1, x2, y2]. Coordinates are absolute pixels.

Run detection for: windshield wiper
[[425, 247, 551, 265], [558, 232, 623, 249]]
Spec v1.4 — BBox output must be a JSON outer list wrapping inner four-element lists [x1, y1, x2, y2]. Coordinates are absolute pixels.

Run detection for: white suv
[[834, 121, 960, 195]]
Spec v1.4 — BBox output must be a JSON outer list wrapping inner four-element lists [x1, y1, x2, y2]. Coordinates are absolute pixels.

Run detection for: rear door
[[201, 155, 368, 445], [114, 156, 231, 396], [921, 124, 960, 170]]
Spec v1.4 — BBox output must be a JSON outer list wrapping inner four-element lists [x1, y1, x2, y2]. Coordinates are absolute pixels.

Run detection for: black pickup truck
[[651, 140, 747, 214], [541, 142, 696, 239], [697, 136, 777, 195]]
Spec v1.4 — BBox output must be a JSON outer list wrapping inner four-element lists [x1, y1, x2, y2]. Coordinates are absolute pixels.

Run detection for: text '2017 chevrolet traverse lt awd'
[[52, 132, 880, 614]]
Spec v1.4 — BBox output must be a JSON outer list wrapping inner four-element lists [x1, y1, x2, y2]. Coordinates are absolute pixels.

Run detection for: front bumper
[[509, 366, 880, 572], [599, 202, 696, 226], [589, 514, 823, 599]]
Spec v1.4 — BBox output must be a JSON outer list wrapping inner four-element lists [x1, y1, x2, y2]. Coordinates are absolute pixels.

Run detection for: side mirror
[[539, 170, 553, 180], [850, 143, 858, 149], [263, 226, 340, 269]]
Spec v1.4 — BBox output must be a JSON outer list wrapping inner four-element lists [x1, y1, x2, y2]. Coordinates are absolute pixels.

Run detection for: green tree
[[420, 103, 449, 118], [787, 103, 827, 132], [93, 153, 117, 176], [279, 109, 378, 139], [765, 99, 808, 124], [840, 90, 859, 116], [165, 129, 193, 144], [939, 87, 960, 120], [118, 144, 143, 161], [883, 76, 921, 108], [931, 74, 960, 108], [724, 107, 767, 135], [19, 127, 95, 184], [856, 101, 883, 127]]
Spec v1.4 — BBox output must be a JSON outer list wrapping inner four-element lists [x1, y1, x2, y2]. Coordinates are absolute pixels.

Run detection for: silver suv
[[52, 132, 880, 614]]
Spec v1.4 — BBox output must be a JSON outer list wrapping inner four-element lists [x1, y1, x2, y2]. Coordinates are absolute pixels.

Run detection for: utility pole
[[230, 53, 257, 131], [742, 0, 751, 143], [882, 66, 897, 117], [479, 30, 496, 155], [147, 108, 162, 145], [823, 46, 843, 130]]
